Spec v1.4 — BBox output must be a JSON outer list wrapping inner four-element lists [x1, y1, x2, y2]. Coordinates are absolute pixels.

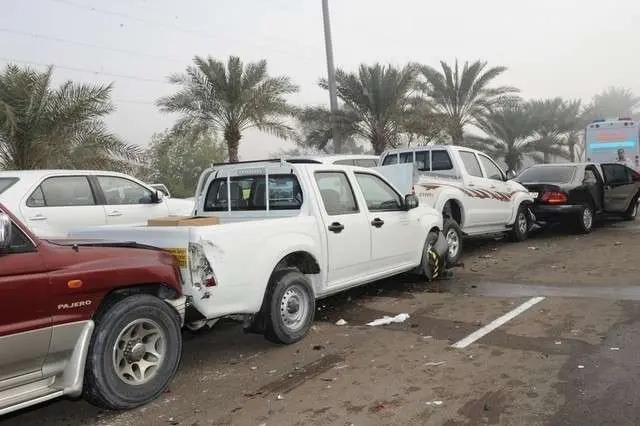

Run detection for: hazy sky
[[2, 0, 639, 160]]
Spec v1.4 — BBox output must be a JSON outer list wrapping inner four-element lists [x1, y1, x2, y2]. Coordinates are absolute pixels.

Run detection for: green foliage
[[317, 63, 420, 154], [582, 87, 640, 122], [143, 129, 226, 198], [420, 59, 519, 144], [157, 55, 298, 163], [0, 64, 141, 171]]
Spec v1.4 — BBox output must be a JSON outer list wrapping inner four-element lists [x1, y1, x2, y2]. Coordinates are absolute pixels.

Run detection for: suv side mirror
[[0, 212, 12, 250], [404, 194, 419, 210], [505, 170, 517, 180]]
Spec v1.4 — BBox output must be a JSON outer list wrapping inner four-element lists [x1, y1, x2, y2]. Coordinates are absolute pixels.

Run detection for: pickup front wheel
[[443, 218, 463, 265], [83, 294, 182, 410], [265, 269, 315, 344]]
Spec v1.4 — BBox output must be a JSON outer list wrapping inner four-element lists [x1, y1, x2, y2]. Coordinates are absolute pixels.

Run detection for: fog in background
[[2, 0, 638, 160]]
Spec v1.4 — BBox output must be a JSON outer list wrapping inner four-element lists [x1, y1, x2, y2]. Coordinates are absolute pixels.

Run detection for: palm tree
[[318, 63, 419, 154], [294, 105, 360, 153], [0, 64, 140, 170], [467, 103, 565, 172], [157, 55, 299, 163], [419, 59, 519, 144], [528, 98, 582, 163], [582, 87, 640, 121]]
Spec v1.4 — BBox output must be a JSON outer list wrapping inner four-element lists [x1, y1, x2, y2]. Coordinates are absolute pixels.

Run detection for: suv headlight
[[188, 242, 217, 288]]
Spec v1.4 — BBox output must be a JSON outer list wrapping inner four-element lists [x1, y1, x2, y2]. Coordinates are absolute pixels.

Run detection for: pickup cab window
[[478, 154, 504, 181], [355, 173, 403, 211], [382, 154, 398, 165], [314, 172, 358, 215], [459, 151, 483, 177], [26, 176, 96, 207], [204, 174, 302, 212], [414, 150, 454, 172]]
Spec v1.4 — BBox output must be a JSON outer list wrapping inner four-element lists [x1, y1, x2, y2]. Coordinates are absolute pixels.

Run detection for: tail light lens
[[188, 242, 217, 287], [540, 191, 568, 204]]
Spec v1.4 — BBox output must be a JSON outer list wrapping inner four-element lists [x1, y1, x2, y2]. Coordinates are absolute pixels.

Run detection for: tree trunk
[[224, 126, 241, 163], [449, 123, 464, 145], [543, 152, 551, 163], [370, 133, 386, 155]]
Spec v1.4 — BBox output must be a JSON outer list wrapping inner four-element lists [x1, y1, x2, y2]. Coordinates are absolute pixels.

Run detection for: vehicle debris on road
[[335, 319, 348, 326], [366, 313, 410, 326]]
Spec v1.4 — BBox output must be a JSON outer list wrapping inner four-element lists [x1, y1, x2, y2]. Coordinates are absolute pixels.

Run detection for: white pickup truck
[[68, 162, 449, 344], [380, 145, 535, 263]]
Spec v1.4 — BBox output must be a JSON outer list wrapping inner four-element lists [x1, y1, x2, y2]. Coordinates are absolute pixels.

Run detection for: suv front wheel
[[83, 294, 182, 410]]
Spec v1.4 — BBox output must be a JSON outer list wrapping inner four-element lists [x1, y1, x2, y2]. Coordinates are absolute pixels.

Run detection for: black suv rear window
[[517, 166, 576, 183], [0, 178, 18, 195]]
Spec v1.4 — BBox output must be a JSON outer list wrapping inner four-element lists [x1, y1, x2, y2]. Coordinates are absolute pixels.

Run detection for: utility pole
[[321, 0, 341, 153]]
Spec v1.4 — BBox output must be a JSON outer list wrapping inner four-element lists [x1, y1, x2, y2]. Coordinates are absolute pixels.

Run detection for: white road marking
[[451, 296, 546, 349]]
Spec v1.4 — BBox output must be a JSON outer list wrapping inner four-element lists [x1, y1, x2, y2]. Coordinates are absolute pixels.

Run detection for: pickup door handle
[[327, 222, 344, 233], [371, 218, 384, 228], [29, 214, 47, 221], [107, 210, 123, 217], [468, 183, 475, 187]]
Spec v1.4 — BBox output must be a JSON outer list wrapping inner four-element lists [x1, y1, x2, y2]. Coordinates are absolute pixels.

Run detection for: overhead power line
[[0, 57, 169, 84], [0, 27, 182, 63], [48, 0, 317, 61]]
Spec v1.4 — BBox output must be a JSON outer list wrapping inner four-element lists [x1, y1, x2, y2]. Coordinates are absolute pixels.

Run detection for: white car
[[69, 162, 449, 344], [285, 154, 379, 167], [380, 145, 535, 263], [0, 170, 195, 238]]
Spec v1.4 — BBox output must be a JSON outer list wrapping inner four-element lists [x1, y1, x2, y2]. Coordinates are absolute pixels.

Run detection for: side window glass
[[8, 223, 35, 253], [314, 172, 358, 215], [602, 164, 629, 184], [203, 175, 303, 212], [478, 155, 504, 181], [334, 159, 355, 166], [415, 151, 430, 171], [97, 176, 153, 205], [27, 176, 96, 207], [459, 151, 483, 177], [399, 152, 414, 163], [382, 155, 398, 165], [355, 173, 403, 211], [431, 151, 453, 171], [354, 159, 377, 168]]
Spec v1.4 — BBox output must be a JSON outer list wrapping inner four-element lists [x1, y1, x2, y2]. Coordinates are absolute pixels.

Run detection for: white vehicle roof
[[284, 154, 379, 163], [381, 144, 483, 156]]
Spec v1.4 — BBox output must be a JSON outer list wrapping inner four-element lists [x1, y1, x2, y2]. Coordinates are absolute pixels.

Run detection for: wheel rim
[[517, 212, 528, 234], [446, 228, 459, 259], [113, 319, 166, 386], [633, 202, 638, 217], [583, 207, 593, 230], [280, 284, 309, 333]]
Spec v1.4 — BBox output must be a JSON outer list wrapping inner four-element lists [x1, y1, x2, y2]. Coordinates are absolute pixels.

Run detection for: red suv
[[0, 203, 185, 415]]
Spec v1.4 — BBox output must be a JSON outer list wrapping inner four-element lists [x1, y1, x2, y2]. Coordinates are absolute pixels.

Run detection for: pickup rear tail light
[[540, 191, 568, 204], [188, 243, 217, 288]]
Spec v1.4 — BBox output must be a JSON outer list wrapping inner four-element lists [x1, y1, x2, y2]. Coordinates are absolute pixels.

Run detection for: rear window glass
[[0, 178, 18, 195], [517, 166, 576, 183], [204, 174, 302, 212]]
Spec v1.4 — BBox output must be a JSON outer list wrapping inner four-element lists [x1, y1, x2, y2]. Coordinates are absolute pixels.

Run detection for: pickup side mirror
[[505, 170, 517, 180], [0, 212, 12, 250], [151, 190, 164, 204], [404, 194, 419, 210]]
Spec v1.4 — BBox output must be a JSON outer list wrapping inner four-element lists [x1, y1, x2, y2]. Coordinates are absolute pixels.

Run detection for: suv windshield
[[517, 166, 576, 183], [0, 178, 18, 195]]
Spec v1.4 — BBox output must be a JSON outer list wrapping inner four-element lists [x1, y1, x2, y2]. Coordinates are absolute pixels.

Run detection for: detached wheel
[[265, 269, 315, 344], [510, 204, 530, 242], [443, 218, 463, 265], [84, 294, 182, 411], [624, 195, 639, 221], [575, 203, 594, 233]]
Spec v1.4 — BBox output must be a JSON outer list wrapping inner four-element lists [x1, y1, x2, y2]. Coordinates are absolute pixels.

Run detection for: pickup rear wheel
[[265, 269, 315, 344], [443, 218, 463, 265], [83, 294, 182, 410], [623, 194, 639, 221]]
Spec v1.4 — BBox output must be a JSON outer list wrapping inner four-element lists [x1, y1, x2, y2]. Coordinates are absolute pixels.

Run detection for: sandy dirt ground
[[4, 219, 640, 426]]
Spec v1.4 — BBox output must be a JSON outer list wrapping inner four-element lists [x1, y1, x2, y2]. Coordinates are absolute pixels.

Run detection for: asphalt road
[[4, 219, 640, 425]]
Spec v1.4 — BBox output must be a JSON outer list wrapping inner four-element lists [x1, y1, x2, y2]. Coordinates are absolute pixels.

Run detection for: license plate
[[529, 192, 538, 198]]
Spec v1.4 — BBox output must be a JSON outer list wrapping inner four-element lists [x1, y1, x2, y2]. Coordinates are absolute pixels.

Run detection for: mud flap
[[425, 232, 449, 282], [527, 205, 537, 229]]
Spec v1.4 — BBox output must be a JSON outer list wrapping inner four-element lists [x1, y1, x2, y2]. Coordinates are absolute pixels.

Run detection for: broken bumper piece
[[426, 231, 449, 281]]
